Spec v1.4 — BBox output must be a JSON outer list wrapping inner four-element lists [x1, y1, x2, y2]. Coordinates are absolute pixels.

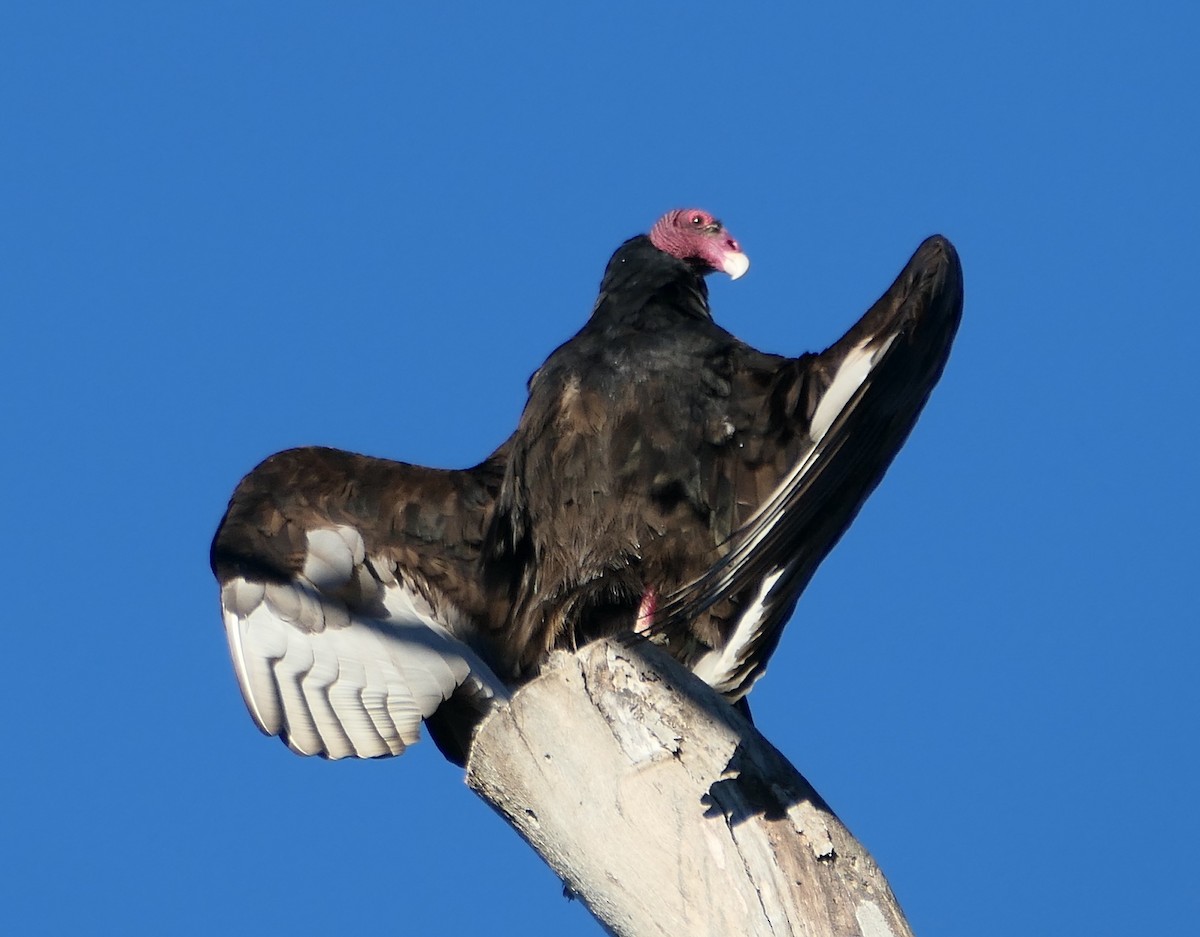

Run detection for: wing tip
[[912, 234, 964, 313]]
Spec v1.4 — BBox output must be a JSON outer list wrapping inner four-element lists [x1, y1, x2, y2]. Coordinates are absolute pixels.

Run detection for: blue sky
[[3, 3, 1196, 934]]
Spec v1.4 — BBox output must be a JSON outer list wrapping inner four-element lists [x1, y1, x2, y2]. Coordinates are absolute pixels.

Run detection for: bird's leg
[[634, 588, 657, 634]]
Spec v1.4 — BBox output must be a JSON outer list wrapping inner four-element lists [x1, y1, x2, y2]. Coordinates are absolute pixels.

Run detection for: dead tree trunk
[[466, 638, 914, 937]]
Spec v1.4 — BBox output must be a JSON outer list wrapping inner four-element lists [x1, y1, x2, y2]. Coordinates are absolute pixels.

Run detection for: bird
[[211, 208, 963, 765]]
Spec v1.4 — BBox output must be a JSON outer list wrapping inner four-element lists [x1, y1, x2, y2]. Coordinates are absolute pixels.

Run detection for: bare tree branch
[[467, 639, 915, 937]]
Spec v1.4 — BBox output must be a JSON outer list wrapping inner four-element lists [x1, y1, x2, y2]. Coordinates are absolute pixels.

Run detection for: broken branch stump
[[466, 638, 914, 937]]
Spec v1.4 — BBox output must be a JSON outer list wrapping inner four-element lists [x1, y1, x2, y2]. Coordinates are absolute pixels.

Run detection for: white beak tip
[[723, 251, 750, 280]]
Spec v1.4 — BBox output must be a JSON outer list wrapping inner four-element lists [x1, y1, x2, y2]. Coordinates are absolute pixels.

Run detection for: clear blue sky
[[3, 3, 1196, 935]]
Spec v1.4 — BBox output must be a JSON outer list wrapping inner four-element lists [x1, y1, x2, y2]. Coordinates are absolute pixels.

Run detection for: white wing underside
[[220, 526, 508, 759]]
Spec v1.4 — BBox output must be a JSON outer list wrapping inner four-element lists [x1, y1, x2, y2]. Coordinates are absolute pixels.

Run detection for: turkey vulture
[[211, 209, 963, 764]]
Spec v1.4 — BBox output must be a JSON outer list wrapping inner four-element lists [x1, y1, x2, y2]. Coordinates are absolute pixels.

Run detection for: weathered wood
[[466, 638, 914, 937]]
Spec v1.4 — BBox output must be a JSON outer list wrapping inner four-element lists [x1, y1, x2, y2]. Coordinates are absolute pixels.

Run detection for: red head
[[648, 209, 749, 280]]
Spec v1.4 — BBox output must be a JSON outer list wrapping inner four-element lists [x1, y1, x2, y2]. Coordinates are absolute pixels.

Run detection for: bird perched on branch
[[211, 208, 963, 764]]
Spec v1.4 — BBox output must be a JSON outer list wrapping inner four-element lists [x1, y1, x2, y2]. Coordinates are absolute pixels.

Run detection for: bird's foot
[[634, 588, 657, 635]]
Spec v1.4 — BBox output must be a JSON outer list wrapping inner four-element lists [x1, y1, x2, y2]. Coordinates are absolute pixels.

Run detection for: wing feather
[[660, 235, 964, 696], [212, 447, 511, 760]]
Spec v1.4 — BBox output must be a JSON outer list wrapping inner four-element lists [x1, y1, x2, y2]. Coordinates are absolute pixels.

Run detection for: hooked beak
[[722, 249, 750, 280]]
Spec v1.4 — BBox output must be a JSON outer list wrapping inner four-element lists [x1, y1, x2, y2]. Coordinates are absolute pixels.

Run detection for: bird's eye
[[691, 215, 703, 226]]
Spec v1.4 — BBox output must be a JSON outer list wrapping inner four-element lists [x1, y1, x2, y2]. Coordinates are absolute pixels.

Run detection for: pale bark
[[466, 638, 914, 937]]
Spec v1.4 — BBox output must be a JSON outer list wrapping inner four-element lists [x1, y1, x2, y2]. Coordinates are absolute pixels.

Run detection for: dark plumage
[[211, 209, 962, 763]]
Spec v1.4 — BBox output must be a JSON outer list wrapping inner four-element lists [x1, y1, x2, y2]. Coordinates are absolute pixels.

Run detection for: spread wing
[[211, 445, 511, 760], [666, 235, 964, 697]]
